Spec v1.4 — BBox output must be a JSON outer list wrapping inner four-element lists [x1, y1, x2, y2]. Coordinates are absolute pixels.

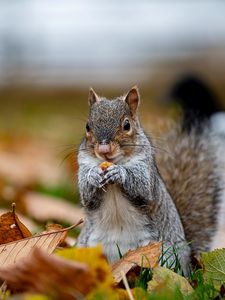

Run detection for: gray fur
[[77, 92, 224, 274], [156, 126, 224, 255], [88, 99, 130, 143]]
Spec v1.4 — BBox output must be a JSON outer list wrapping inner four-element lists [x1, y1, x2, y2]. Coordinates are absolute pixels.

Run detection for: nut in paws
[[103, 165, 126, 185]]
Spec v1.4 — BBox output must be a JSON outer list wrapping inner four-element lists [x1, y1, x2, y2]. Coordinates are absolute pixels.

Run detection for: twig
[[0, 281, 7, 298], [121, 270, 134, 300]]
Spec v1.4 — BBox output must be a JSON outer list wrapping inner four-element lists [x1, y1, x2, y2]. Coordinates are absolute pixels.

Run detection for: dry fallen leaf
[[0, 246, 117, 300], [41, 223, 68, 246], [0, 247, 96, 299], [0, 138, 65, 186], [0, 203, 32, 245], [0, 219, 83, 268], [111, 242, 161, 283], [0, 208, 38, 233], [42, 223, 63, 233], [23, 192, 84, 225]]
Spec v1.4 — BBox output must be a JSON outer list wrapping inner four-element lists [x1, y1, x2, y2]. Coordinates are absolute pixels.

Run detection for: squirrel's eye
[[123, 119, 130, 131], [86, 123, 90, 132]]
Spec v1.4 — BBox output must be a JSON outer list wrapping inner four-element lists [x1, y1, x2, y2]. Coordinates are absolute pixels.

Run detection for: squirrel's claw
[[102, 165, 126, 185], [87, 166, 104, 188]]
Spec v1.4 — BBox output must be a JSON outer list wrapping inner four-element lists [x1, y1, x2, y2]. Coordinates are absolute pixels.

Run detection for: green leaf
[[148, 266, 193, 296], [201, 248, 225, 288]]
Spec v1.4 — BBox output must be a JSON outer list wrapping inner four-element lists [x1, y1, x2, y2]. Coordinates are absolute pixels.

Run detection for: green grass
[[136, 267, 153, 290], [159, 242, 187, 276], [188, 269, 222, 300], [131, 242, 225, 299]]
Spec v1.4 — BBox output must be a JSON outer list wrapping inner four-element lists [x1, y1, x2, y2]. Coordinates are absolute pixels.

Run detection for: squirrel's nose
[[98, 143, 111, 154]]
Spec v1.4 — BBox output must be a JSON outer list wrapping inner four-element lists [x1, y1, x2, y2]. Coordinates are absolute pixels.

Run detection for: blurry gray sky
[[0, 0, 225, 86]]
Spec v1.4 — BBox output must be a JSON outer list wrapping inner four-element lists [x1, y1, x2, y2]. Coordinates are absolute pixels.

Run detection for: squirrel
[[77, 86, 225, 274]]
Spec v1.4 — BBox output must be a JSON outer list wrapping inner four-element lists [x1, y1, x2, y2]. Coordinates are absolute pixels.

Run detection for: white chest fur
[[87, 185, 151, 262]]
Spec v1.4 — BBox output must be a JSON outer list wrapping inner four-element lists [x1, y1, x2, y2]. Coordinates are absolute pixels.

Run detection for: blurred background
[[0, 0, 225, 235]]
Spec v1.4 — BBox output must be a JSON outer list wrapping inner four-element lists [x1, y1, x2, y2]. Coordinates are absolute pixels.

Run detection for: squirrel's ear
[[124, 86, 140, 116], [88, 88, 100, 106]]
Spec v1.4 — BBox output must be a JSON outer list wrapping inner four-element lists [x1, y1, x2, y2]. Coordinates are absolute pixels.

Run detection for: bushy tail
[[155, 126, 224, 256], [166, 74, 222, 133]]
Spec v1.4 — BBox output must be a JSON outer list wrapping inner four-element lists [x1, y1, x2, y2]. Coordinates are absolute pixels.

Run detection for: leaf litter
[[0, 205, 225, 299], [112, 242, 161, 283], [0, 208, 83, 268]]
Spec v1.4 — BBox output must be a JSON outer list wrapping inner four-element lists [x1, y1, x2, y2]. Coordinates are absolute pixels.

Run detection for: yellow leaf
[[0, 219, 83, 268], [56, 245, 114, 291], [111, 242, 161, 283], [56, 246, 117, 299], [148, 266, 193, 296]]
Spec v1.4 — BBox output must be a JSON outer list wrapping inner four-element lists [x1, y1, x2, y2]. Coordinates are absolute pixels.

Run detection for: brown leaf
[[111, 242, 161, 283], [23, 192, 84, 225], [0, 208, 38, 233], [0, 203, 32, 245], [0, 138, 64, 186], [0, 219, 83, 268], [41, 223, 67, 246], [0, 247, 96, 299], [45, 223, 63, 232]]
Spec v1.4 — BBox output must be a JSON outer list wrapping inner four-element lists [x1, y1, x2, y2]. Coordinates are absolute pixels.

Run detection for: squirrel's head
[[85, 87, 141, 163]]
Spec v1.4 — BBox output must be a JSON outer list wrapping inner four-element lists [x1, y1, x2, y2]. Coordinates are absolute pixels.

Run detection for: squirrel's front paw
[[103, 165, 126, 185], [87, 166, 104, 188]]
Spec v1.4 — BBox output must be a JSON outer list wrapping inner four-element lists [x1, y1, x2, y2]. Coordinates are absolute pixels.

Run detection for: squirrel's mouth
[[104, 157, 115, 163], [94, 144, 123, 163]]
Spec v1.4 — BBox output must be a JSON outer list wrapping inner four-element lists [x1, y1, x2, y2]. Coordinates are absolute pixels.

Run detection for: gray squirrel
[[77, 87, 225, 273]]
